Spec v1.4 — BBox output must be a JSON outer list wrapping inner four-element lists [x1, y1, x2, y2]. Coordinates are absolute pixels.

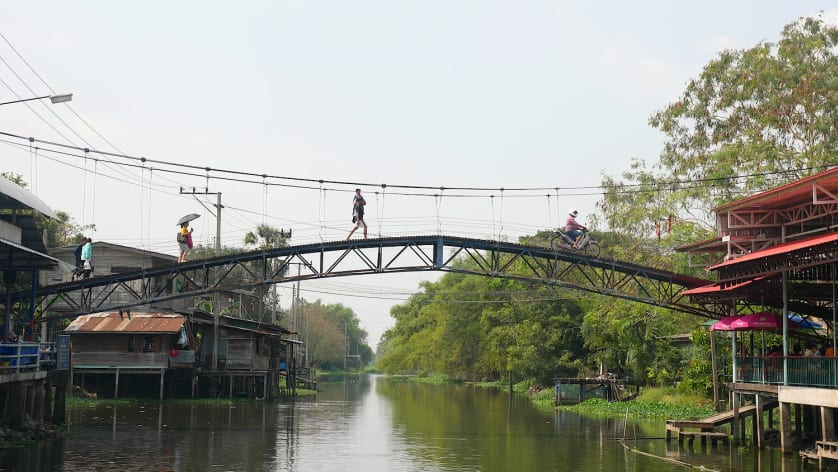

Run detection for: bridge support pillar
[[823, 406, 835, 441], [780, 401, 793, 453]]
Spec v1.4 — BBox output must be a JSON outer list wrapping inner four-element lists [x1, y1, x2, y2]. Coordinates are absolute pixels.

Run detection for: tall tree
[[600, 16, 838, 238], [244, 224, 291, 249], [299, 300, 372, 368]]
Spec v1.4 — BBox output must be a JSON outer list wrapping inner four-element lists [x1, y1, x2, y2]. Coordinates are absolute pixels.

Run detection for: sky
[[2, 1, 836, 347]]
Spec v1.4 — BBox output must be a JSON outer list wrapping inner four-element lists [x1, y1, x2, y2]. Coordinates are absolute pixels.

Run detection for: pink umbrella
[[710, 316, 737, 332], [710, 311, 801, 331]]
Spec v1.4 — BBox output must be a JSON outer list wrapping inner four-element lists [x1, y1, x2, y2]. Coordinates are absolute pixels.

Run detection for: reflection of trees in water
[[375, 379, 665, 471], [56, 402, 282, 470]]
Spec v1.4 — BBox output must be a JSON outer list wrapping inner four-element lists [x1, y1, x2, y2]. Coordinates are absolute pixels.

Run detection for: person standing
[[80, 237, 93, 279], [178, 222, 194, 263], [346, 188, 368, 240], [72, 239, 84, 280]]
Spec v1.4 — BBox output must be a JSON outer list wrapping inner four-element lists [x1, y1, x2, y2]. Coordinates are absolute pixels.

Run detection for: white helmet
[[569, 209, 578, 217]]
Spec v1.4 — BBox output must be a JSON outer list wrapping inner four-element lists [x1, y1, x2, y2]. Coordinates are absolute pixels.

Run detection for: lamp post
[[0, 93, 73, 107]]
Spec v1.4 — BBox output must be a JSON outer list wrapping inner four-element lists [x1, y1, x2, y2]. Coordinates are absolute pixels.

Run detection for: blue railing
[[0, 340, 56, 373], [736, 356, 838, 388]]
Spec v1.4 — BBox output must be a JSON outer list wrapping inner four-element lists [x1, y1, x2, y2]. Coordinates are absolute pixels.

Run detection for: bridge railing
[[0, 339, 56, 374], [736, 356, 838, 388]]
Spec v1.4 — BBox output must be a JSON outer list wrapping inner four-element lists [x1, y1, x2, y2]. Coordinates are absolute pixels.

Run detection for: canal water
[[0, 375, 807, 471]]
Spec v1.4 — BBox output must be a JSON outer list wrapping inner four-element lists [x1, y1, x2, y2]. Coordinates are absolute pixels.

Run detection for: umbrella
[[177, 213, 200, 226], [709, 311, 802, 332], [709, 317, 736, 332], [789, 313, 822, 330]]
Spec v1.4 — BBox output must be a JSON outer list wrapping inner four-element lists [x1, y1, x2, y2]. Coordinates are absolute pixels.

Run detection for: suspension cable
[[546, 193, 552, 229], [378, 184, 386, 238], [318, 180, 325, 242], [498, 188, 505, 240], [434, 187, 445, 234]]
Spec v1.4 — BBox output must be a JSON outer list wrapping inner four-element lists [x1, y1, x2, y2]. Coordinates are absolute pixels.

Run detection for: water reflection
[[0, 375, 812, 471]]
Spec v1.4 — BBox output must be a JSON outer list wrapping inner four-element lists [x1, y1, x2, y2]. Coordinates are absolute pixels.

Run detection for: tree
[[299, 300, 373, 368], [244, 224, 291, 249], [600, 16, 838, 238]]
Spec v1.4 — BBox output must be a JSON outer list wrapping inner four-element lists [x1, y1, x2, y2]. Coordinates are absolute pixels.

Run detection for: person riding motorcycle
[[565, 209, 587, 249]]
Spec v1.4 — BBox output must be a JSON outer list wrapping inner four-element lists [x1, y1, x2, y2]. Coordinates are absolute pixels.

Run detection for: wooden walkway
[[666, 400, 778, 446]]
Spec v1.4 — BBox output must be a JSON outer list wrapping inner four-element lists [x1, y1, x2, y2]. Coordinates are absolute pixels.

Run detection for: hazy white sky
[[2, 1, 835, 345]]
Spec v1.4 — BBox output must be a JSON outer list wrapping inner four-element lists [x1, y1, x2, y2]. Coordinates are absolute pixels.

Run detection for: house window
[[142, 336, 155, 352]]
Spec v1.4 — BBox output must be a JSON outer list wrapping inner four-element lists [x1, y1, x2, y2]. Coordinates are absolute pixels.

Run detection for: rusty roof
[[715, 166, 838, 212], [64, 312, 185, 334]]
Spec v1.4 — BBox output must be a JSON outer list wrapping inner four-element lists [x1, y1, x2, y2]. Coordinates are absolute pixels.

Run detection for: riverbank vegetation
[[375, 15, 838, 404]]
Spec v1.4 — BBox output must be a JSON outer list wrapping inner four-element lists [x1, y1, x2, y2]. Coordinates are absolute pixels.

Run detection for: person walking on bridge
[[72, 238, 84, 280], [80, 237, 93, 279], [346, 188, 368, 240], [178, 222, 194, 263]]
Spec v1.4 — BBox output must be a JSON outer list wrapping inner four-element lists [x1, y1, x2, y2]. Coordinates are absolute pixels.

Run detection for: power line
[[0, 130, 803, 199]]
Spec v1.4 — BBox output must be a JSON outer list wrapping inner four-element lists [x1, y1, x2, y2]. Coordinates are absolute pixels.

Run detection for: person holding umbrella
[[177, 214, 199, 263]]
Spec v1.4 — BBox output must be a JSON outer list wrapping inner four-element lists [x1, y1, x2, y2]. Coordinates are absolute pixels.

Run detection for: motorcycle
[[550, 228, 600, 257]]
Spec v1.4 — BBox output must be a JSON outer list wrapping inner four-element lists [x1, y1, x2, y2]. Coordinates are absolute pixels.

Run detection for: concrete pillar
[[159, 369, 165, 401], [32, 381, 45, 421], [823, 406, 835, 441], [8, 383, 23, 430], [780, 401, 793, 453], [53, 373, 67, 424], [114, 369, 120, 399]]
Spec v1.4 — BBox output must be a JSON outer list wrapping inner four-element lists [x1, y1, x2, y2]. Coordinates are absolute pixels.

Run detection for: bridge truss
[[9, 236, 717, 322]]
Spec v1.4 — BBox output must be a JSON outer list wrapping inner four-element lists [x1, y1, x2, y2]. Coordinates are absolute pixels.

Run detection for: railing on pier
[[736, 356, 838, 388], [0, 340, 57, 374]]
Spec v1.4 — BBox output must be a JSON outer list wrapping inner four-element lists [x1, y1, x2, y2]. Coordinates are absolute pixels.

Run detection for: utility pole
[[179, 187, 223, 370]]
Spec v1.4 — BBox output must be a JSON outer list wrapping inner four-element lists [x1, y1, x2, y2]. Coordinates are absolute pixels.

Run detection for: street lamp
[[0, 93, 73, 107]]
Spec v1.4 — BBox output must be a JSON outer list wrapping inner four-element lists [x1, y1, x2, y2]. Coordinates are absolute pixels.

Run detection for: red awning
[[682, 275, 770, 296], [708, 232, 838, 271]]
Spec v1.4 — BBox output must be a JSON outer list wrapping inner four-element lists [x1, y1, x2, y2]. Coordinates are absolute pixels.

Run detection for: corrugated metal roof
[[0, 175, 57, 218], [707, 232, 838, 270], [715, 166, 838, 212], [65, 312, 185, 334], [681, 275, 770, 296]]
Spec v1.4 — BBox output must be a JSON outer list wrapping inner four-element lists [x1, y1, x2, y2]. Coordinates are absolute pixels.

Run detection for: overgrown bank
[[530, 385, 716, 420]]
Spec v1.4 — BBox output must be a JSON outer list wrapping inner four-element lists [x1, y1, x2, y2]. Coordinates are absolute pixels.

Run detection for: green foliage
[[559, 397, 715, 420], [378, 252, 588, 384], [299, 300, 373, 368], [244, 224, 290, 249], [677, 328, 714, 396]]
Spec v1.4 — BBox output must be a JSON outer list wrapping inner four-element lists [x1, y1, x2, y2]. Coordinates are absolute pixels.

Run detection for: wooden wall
[[70, 333, 173, 368]]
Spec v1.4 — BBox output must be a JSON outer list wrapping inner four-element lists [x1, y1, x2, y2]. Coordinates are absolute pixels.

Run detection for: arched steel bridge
[[12, 235, 718, 322]]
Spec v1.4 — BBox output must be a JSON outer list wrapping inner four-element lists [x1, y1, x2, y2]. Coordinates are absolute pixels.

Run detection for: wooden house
[[65, 310, 299, 400], [188, 309, 297, 399], [65, 311, 197, 399]]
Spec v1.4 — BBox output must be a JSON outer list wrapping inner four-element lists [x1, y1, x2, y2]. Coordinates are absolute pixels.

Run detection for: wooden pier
[[665, 399, 778, 448]]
